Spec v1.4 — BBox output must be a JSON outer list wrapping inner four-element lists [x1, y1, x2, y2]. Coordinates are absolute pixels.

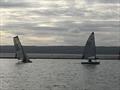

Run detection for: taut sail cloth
[[13, 36, 31, 63], [82, 32, 96, 59]]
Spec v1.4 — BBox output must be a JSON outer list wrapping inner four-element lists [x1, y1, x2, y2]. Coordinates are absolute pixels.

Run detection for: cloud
[[85, 0, 120, 4], [0, 0, 30, 8], [0, 31, 15, 45], [0, 0, 120, 46]]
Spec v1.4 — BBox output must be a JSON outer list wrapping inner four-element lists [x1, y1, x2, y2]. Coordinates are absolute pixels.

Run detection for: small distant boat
[[13, 36, 32, 63], [81, 32, 100, 64]]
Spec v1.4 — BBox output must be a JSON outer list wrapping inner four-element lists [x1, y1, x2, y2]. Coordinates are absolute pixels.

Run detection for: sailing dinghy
[[13, 36, 32, 63], [81, 32, 100, 64]]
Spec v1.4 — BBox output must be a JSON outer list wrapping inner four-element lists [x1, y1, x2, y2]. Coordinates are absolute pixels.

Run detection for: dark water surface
[[0, 59, 120, 90]]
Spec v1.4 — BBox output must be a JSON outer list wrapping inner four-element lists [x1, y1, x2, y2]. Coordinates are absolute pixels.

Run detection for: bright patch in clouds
[[27, 36, 56, 42], [0, 31, 15, 45], [0, 0, 120, 46]]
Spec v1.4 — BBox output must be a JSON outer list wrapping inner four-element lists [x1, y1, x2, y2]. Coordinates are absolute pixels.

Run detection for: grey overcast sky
[[0, 0, 120, 46]]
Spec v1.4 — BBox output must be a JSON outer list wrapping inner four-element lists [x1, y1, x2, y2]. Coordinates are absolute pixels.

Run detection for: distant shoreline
[[0, 46, 119, 55], [0, 53, 119, 60]]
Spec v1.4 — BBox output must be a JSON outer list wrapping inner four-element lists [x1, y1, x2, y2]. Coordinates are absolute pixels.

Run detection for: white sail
[[13, 36, 29, 62], [82, 32, 96, 59]]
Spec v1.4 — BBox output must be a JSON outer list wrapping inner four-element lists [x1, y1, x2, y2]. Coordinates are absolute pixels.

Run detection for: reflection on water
[[0, 59, 120, 90]]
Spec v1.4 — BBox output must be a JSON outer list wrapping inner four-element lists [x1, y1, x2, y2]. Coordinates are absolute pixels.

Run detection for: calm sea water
[[0, 59, 120, 90]]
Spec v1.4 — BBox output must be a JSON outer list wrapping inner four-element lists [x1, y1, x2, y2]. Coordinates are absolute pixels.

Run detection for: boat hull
[[22, 60, 32, 63], [81, 61, 100, 64]]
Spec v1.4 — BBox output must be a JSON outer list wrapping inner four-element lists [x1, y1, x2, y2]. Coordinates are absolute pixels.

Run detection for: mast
[[118, 48, 120, 60]]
